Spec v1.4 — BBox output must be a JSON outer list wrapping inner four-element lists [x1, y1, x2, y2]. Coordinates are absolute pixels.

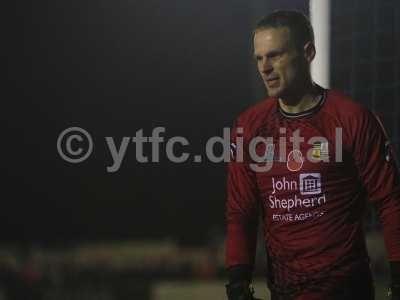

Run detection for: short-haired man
[[225, 10, 400, 300]]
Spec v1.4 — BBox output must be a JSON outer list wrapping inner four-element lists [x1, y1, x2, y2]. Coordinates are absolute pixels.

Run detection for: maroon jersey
[[225, 88, 400, 297]]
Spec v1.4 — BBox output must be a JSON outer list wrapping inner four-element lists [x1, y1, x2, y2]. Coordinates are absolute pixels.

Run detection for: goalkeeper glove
[[388, 285, 400, 300], [226, 265, 262, 300], [389, 261, 400, 300], [226, 281, 262, 300]]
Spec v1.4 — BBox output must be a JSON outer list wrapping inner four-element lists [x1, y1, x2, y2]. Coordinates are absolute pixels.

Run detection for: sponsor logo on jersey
[[253, 142, 280, 163], [268, 173, 325, 222], [264, 143, 275, 162], [286, 149, 304, 171], [300, 173, 321, 195], [230, 143, 236, 160], [385, 140, 391, 162], [311, 141, 329, 161]]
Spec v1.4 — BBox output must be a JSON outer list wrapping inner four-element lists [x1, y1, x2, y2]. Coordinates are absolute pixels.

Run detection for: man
[[225, 10, 400, 300]]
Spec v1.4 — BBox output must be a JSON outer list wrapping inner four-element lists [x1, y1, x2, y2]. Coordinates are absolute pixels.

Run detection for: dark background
[[4, 0, 264, 246], [3, 0, 399, 248]]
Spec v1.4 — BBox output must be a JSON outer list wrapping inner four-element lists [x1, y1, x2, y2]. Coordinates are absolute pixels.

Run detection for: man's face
[[253, 27, 305, 98]]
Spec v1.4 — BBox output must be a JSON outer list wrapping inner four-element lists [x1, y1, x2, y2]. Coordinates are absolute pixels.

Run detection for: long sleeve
[[352, 110, 400, 261], [225, 122, 261, 269]]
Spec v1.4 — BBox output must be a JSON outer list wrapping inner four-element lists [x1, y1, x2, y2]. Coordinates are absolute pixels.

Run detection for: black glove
[[389, 261, 400, 300], [388, 284, 400, 300], [226, 265, 262, 300], [225, 281, 262, 300]]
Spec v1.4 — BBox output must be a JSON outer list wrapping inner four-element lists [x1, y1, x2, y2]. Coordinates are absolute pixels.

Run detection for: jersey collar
[[277, 88, 327, 119]]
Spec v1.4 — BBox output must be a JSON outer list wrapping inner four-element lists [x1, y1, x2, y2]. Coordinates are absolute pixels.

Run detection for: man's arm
[[225, 122, 261, 300], [352, 110, 400, 298], [389, 261, 400, 299]]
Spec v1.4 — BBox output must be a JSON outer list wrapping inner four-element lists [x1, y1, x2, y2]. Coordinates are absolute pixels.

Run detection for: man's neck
[[278, 82, 321, 114]]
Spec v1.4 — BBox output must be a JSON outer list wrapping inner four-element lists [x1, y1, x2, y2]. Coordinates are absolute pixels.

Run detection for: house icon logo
[[299, 173, 321, 195]]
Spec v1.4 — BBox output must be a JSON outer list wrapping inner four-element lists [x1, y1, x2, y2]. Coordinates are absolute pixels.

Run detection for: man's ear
[[303, 41, 316, 63]]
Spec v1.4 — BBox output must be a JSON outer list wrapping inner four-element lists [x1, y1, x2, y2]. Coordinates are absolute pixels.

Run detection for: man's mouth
[[265, 77, 280, 87]]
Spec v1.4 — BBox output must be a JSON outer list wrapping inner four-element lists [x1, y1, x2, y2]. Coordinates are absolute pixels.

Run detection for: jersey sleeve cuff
[[227, 264, 253, 284], [390, 261, 400, 284]]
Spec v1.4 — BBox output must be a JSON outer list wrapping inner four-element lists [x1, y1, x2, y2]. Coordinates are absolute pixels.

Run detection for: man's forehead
[[253, 27, 292, 49]]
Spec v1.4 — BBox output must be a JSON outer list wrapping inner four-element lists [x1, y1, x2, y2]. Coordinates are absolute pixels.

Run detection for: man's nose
[[260, 58, 273, 74]]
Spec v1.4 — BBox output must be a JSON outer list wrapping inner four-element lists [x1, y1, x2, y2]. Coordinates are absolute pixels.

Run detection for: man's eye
[[268, 52, 280, 59]]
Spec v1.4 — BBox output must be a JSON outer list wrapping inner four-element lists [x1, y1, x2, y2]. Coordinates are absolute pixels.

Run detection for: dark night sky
[[4, 0, 254, 245], [6, 0, 399, 252], [4, 0, 309, 245]]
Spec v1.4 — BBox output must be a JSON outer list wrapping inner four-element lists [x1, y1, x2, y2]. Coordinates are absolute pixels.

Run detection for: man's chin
[[266, 87, 282, 98]]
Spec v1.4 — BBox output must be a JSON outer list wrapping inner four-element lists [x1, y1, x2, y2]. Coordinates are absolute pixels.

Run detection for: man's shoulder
[[324, 89, 371, 118], [235, 97, 277, 126], [324, 89, 380, 138]]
